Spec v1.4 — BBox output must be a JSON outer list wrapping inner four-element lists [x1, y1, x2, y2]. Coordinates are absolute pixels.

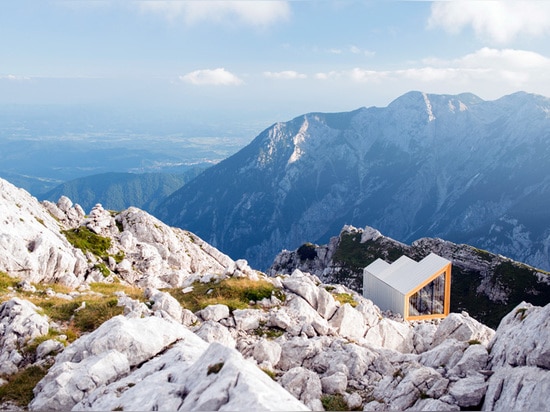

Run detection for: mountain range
[[0, 176, 548, 411], [156, 91, 550, 271]]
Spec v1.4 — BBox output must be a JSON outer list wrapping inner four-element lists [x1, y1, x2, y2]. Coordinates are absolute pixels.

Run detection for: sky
[[2, 0, 550, 129]]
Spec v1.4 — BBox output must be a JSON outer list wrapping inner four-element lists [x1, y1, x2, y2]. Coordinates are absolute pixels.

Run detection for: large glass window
[[409, 271, 446, 316]]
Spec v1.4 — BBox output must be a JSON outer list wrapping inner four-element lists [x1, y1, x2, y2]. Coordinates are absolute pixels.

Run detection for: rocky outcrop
[[0, 177, 252, 289], [483, 302, 550, 411], [0, 298, 49, 376], [270, 225, 550, 328], [0, 179, 88, 287]]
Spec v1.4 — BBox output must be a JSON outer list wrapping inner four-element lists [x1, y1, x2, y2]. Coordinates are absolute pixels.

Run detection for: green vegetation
[[0, 365, 48, 406], [94, 262, 111, 278], [468, 339, 481, 345], [333, 292, 358, 308], [62, 227, 111, 258], [88, 282, 143, 300], [515, 307, 528, 321], [164, 277, 278, 312], [28, 292, 124, 340], [261, 368, 277, 380], [207, 362, 224, 375], [297, 243, 317, 261], [320, 394, 349, 411], [472, 247, 493, 262], [0, 271, 19, 296], [34, 216, 45, 227], [254, 324, 285, 339]]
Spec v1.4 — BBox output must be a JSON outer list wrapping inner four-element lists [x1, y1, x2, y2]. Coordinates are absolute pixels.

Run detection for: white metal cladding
[[363, 266, 405, 314], [373, 253, 450, 295], [363, 253, 451, 315]]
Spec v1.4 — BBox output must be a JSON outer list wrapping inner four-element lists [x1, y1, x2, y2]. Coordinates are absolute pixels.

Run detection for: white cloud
[[139, 1, 290, 27], [263, 70, 307, 80], [315, 48, 550, 90], [0, 74, 31, 81], [428, 1, 550, 43], [180, 68, 243, 86]]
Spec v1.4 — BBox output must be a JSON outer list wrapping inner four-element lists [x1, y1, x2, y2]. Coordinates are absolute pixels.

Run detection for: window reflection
[[409, 271, 445, 316]]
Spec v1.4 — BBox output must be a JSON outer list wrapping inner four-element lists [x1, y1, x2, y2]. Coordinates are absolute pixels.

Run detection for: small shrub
[[468, 339, 481, 345], [94, 262, 111, 278], [207, 362, 224, 375], [333, 292, 358, 307], [112, 251, 125, 264], [0, 365, 48, 406], [262, 368, 276, 380], [321, 394, 348, 411], [297, 243, 317, 261], [253, 325, 284, 339], [515, 307, 528, 321]]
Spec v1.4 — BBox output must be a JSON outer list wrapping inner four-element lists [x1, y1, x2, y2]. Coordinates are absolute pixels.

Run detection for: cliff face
[[1, 177, 549, 411], [269, 225, 550, 328], [157, 92, 550, 272]]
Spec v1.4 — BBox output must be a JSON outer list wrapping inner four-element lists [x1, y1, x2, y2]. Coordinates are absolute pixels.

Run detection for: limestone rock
[[30, 316, 191, 411], [431, 312, 494, 348], [483, 366, 549, 411], [71, 331, 209, 412], [320, 371, 347, 395], [0, 179, 87, 287], [35, 339, 64, 360], [448, 374, 487, 408], [252, 339, 282, 366], [195, 321, 236, 348], [488, 302, 550, 369], [233, 308, 265, 331], [146, 288, 183, 322], [364, 318, 413, 352], [280, 366, 323, 411], [197, 304, 230, 322], [329, 303, 367, 341], [0, 298, 49, 375], [419, 339, 468, 370], [448, 344, 488, 378]]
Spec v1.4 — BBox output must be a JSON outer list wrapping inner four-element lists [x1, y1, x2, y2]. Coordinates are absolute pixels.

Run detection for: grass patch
[[0, 365, 48, 406], [62, 227, 111, 258], [333, 292, 358, 308], [94, 262, 111, 278], [254, 325, 285, 339], [0, 271, 19, 295], [321, 394, 349, 411], [29, 294, 124, 339], [468, 339, 481, 345], [164, 277, 277, 312], [89, 282, 144, 301], [23, 329, 63, 354]]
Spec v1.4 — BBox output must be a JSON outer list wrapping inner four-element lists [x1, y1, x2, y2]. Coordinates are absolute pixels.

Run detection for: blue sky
[[2, 1, 550, 128]]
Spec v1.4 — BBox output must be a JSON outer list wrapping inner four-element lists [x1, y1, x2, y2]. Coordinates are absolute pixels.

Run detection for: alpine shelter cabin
[[363, 253, 452, 321]]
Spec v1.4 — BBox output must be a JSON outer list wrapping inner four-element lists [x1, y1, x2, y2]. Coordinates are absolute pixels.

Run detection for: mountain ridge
[[156, 91, 550, 271]]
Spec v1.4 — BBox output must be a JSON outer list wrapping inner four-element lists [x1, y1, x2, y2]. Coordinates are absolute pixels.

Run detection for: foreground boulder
[[483, 302, 550, 411]]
